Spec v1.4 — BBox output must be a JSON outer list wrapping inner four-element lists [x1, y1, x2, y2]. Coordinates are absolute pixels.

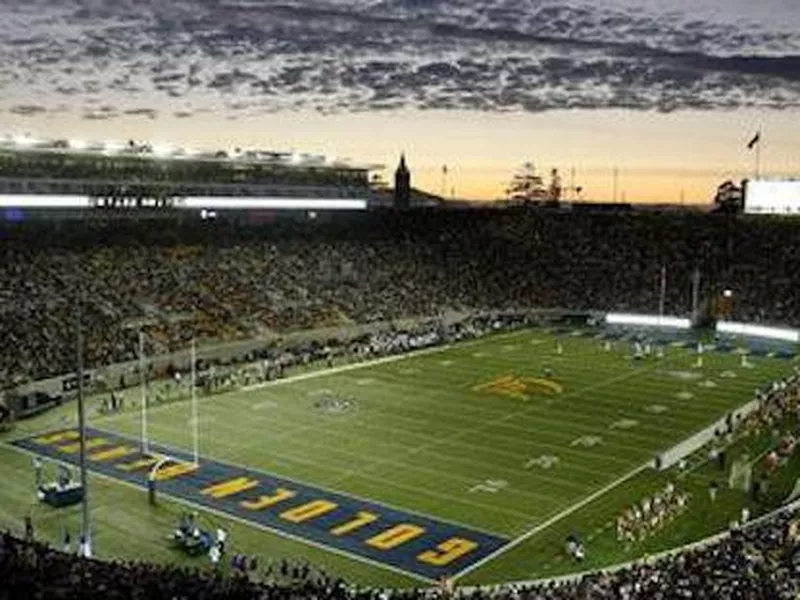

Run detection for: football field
[[1, 327, 796, 586]]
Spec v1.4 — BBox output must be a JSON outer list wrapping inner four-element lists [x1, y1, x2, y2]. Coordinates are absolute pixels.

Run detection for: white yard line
[[326, 367, 651, 494], [450, 460, 651, 582], [82, 424, 512, 538], [458, 496, 800, 594], [89, 329, 527, 428]]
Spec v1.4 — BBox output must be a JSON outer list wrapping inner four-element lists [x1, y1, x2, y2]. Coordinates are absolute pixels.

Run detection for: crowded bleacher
[[2, 210, 798, 388], [3, 209, 800, 597], [2, 500, 799, 599]]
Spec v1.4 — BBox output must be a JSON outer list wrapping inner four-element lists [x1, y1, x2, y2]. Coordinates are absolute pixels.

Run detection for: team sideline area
[[3, 323, 799, 589]]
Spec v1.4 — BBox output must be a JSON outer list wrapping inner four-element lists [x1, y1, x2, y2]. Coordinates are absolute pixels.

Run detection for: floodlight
[[103, 140, 123, 154], [152, 144, 173, 158], [13, 134, 37, 147]]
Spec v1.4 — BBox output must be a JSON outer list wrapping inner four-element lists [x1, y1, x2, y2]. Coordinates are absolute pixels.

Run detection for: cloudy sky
[[1, 0, 799, 202]]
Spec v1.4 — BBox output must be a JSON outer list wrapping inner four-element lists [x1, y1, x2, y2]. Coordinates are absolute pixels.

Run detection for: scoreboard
[[744, 179, 800, 215]]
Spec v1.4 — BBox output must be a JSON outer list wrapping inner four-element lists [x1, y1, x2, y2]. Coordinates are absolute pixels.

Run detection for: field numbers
[[468, 479, 508, 493], [609, 419, 638, 430], [570, 435, 603, 447], [525, 455, 560, 469]]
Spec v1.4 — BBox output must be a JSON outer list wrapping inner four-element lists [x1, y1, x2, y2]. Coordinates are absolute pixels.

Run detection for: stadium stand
[[4, 209, 800, 597], [1, 210, 797, 388], [0, 140, 371, 198], [2, 501, 799, 599]]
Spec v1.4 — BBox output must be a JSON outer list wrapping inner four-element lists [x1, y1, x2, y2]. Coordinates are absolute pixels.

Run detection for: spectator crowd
[[2, 501, 800, 599], [3, 210, 799, 389], [4, 210, 800, 597]]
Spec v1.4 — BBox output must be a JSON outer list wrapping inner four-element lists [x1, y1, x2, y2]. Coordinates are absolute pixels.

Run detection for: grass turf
[[1, 327, 797, 587]]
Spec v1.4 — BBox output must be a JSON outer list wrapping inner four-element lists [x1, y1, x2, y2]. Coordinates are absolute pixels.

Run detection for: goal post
[[137, 332, 200, 467], [139, 330, 148, 455], [191, 337, 199, 467]]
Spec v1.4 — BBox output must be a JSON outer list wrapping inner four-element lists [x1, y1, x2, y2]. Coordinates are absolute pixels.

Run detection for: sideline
[[4, 442, 436, 586], [455, 495, 800, 594], [241, 329, 531, 393], [451, 461, 651, 582]]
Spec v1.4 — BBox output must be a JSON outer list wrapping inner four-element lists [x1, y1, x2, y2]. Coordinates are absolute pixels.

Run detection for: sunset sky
[[1, 0, 799, 203]]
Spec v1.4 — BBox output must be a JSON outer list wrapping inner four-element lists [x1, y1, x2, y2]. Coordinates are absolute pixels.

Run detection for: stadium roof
[[0, 134, 383, 172]]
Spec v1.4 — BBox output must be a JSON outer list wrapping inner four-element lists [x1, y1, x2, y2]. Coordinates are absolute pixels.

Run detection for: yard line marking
[[4, 443, 434, 586], [153, 418, 542, 520], [472, 496, 800, 593], [450, 460, 651, 582], [199, 407, 618, 491], [325, 367, 658, 510], [251, 400, 278, 410], [90, 329, 528, 429], [241, 331, 530, 393], [73, 423, 512, 539], [422, 365, 658, 456]]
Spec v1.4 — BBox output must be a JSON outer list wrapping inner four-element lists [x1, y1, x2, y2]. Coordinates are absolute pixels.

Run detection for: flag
[[747, 132, 760, 150]]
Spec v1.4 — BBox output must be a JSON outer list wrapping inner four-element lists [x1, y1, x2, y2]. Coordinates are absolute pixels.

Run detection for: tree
[[713, 180, 743, 213], [505, 162, 548, 204]]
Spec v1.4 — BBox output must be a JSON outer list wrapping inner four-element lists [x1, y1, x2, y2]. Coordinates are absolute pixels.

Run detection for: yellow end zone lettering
[[366, 524, 426, 550], [201, 477, 259, 499], [58, 438, 110, 454], [117, 456, 160, 472], [153, 462, 198, 481], [418, 537, 479, 566], [280, 500, 337, 523], [330, 511, 379, 536], [34, 430, 79, 445], [90, 446, 136, 462], [241, 488, 296, 511]]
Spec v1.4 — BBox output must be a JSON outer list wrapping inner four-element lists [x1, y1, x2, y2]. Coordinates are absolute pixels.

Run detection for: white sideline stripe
[[4, 443, 434, 586], [450, 461, 650, 582], [89, 328, 526, 431]]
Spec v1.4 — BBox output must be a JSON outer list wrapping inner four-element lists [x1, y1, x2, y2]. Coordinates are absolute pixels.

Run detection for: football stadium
[[2, 133, 800, 599]]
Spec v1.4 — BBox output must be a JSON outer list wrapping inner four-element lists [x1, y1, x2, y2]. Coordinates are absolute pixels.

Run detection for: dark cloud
[[0, 0, 798, 116], [123, 107, 158, 118], [9, 104, 47, 116], [82, 111, 117, 120]]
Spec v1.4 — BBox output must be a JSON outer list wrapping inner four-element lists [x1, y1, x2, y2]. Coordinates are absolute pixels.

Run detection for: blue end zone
[[10, 428, 509, 581]]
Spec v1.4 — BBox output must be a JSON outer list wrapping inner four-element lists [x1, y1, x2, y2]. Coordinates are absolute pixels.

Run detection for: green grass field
[[1, 327, 797, 587]]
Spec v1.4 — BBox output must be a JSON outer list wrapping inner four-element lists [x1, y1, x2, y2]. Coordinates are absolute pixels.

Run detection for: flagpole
[[755, 133, 761, 180]]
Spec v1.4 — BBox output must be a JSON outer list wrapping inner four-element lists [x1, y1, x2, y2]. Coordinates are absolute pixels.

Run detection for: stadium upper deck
[[0, 135, 376, 209]]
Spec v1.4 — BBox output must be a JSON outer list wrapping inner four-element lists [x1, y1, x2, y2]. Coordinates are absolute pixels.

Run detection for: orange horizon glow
[[2, 105, 799, 204]]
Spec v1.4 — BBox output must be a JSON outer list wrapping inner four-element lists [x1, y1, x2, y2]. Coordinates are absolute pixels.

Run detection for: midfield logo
[[472, 373, 563, 401]]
